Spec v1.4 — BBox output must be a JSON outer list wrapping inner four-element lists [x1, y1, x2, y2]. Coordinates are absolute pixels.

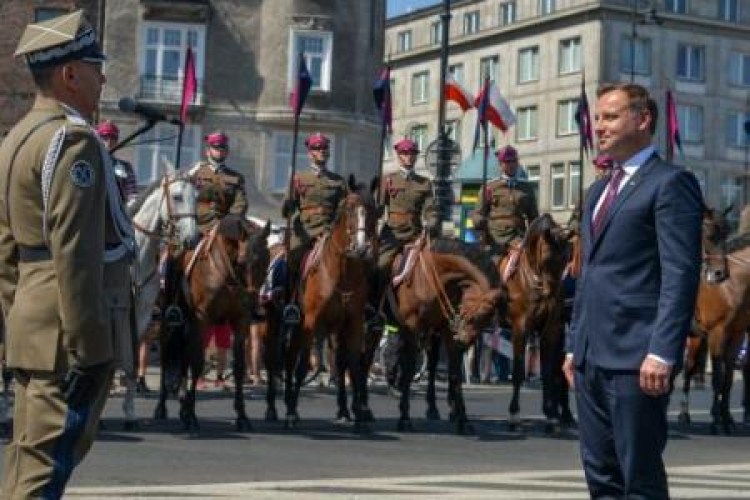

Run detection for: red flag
[[373, 66, 392, 134], [666, 90, 683, 161], [289, 53, 313, 117], [179, 46, 197, 123], [445, 74, 474, 112]]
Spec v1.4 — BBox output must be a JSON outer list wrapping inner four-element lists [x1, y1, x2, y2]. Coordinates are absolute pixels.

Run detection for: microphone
[[118, 97, 180, 124]]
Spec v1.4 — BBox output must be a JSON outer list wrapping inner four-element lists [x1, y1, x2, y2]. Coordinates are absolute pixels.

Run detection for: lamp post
[[434, 0, 453, 229]]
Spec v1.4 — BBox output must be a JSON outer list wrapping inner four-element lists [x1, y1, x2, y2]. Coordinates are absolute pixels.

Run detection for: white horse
[[119, 174, 198, 428]]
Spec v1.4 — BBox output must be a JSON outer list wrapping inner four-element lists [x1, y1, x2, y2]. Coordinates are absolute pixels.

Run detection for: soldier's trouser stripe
[[43, 406, 89, 500]]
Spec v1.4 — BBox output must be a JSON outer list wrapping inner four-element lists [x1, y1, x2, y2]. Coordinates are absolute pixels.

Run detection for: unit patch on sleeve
[[70, 160, 95, 188]]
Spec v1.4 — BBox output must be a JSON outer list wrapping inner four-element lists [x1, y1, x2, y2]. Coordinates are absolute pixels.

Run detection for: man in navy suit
[[563, 83, 702, 499]]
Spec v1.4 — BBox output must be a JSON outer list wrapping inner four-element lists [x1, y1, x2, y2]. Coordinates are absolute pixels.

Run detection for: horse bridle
[[133, 174, 197, 244]]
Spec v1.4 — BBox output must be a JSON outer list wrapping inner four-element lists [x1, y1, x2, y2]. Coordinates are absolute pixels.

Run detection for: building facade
[[101, 0, 385, 221], [0, 0, 101, 136], [386, 0, 750, 228]]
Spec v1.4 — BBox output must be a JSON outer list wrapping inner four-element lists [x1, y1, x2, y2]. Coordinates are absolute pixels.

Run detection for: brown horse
[[154, 214, 270, 433], [282, 177, 378, 432], [372, 237, 506, 433], [498, 213, 573, 433], [679, 206, 750, 434]]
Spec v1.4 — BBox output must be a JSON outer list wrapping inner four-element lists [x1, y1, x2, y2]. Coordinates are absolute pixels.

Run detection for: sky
[[387, 0, 442, 18]]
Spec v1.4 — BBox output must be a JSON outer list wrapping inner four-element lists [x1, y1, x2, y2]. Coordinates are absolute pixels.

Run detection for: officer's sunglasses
[[310, 146, 329, 151], [209, 145, 228, 150]]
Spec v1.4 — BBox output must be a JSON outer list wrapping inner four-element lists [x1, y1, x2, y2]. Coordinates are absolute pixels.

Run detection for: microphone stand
[[110, 120, 157, 155]]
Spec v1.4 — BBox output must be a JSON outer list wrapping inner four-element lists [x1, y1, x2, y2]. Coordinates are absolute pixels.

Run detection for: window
[[729, 52, 750, 86], [620, 36, 651, 76], [677, 44, 705, 81], [516, 106, 538, 141], [518, 47, 540, 83], [447, 120, 462, 145], [479, 56, 499, 81], [557, 100, 578, 136], [568, 162, 581, 208], [540, 0, 556, 15], [397, 30, 412, 52], [35, 8, 68, 22], [666, 0, 687, 14], [449, 63, 465, 84], [719, 0, 739, 22], [550, 163, 566, 209], [463, 11, 480, 35], [726, 111, 750, 147], [409, 124, 429, 152], [676, 104, 703, 143], [290, 31, 333, 91], [559, 37, 582, 75], [272, 132, 335, 192], [526, 165, 540, 202], [140, 22, 206, 103], [500, 2, 517, 26], [136, 124, 202, 184], [411, 71, 429, 104], [430, 21, 443, 45]]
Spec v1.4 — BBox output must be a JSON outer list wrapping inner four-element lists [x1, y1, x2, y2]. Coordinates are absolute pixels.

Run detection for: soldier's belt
[[489, 215, 523, 223], [300, 206, 332, 215], [18, 243, 123, 263]]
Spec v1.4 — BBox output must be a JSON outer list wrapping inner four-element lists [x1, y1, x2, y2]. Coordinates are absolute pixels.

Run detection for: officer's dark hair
[[597, 83, 658, 136], [29, 64, 57, 91]]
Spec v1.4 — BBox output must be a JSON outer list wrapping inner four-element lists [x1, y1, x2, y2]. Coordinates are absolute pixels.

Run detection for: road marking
[[67, 462, 750, 499]]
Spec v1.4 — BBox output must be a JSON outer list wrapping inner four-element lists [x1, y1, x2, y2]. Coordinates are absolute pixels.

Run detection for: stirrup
[[163, 304, 184, 327], [283, 304, 301, 325]]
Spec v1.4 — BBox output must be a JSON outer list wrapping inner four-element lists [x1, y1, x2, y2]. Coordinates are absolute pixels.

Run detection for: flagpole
[[175, 121, 184, 170], [665, 85, 673, 163]]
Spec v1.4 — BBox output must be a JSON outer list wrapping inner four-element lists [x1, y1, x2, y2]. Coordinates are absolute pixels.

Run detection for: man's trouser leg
[[2, 366, 113, 500]]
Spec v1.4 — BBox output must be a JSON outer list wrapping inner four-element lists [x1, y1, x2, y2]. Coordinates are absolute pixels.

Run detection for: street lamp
[[630, 1, 663, 82], [434, 0, 454, 229]]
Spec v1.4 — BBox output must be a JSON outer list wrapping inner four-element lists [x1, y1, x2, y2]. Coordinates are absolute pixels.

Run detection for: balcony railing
[[138, 75, 204, 105]]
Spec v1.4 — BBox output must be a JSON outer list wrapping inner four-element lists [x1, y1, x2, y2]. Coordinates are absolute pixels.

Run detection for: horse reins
[[133, 175, 196, 243]]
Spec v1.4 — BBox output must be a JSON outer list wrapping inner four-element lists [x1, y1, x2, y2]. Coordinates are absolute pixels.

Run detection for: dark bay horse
[[282, 178, 378, 432], [497, 214, 573, 433], [374, 237, 506, 433], [154, 214, 270, 433], [679, 206, 750, 434]]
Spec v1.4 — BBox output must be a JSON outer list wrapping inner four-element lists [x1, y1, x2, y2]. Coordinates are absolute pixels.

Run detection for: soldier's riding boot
[[283, 254, 302, 327]]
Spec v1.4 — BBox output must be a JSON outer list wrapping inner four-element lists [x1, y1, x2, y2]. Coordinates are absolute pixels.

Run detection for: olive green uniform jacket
[[471, 176, 538, 251], [189, 160, 248, 233]]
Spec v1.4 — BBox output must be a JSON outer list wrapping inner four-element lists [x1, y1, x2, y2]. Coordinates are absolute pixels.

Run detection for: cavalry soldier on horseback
[[188, 131, 248, 389], [472, 145, 539, 259], [0, 11, 135, 497], [95, 120, 139, 208], [281, 132, 347, 323], [373, 138, 439, 308], [189, 131, 248, 234]]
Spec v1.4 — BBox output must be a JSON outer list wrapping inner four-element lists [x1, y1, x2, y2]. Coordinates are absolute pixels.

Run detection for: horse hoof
[[677, 412, 691, 426], [544, 421, 560, 436], [560, 413, 577, 429], [354, 421, 371, 435], [236, 418, 253, 433], [153, 407, 167, 421], [361, 408, 375, 422], [397, 419, 413, 432], [284, 415, 299, 430], [710, 422, 719, 435], [425, 407, 441, 421], [265, 408, 279, 422], [122, 420, 139, 432], [456, 421, 475, 435], [336, 410, 352, 423]]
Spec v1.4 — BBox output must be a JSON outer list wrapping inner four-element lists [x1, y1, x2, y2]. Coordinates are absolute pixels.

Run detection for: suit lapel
[[583, 178, 607, 259], [590, 153, 659, 254]]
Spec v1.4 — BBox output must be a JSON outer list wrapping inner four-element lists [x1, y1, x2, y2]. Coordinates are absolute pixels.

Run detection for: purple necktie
[[592, 166, 625, 237]]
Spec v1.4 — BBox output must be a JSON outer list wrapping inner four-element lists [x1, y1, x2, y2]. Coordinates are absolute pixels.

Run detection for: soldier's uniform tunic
[[282, 168, 347, 271], [377, 170, 438, 276], [0, 97, 134, 499], [189, 160, 248, 233], [471, 175, 539, 255]]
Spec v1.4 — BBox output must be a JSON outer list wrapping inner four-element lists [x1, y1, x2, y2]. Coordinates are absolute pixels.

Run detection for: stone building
[[0, 0, 101, 136], [386, 0, 750, 230], [100, 0, 386, 221]]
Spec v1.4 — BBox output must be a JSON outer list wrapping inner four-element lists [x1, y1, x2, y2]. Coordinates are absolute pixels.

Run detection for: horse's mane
[[217, 214, 250, 241], [726, 232, 750, 253], [431, 237, 500, 287], [526, 213, 556, 241], [128, 178, 162, 218]]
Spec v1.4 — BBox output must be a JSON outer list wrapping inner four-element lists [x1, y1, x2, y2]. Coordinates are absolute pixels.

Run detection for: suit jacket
[[566, 153, 702, 370]]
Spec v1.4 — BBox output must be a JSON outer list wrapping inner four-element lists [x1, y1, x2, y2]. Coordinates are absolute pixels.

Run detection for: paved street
[[6, 371, 742, 499]]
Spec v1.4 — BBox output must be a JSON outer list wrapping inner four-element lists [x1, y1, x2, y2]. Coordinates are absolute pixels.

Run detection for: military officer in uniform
[[471, 145, 539, 257], [96, 120, 139, 207], [281, 133, 347, 322], [189, 131, 248, 234], [188, 131, 247, 387], [0, 11, 135, 498], [373, 138, 438, 304]]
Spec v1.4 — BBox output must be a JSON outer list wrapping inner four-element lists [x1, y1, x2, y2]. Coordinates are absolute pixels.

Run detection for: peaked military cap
[[14, 10, 106, 68]]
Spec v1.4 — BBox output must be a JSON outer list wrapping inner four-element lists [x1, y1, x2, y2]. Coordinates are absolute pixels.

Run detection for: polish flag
[[475, 81, 516, 132], [445, 74, 475, 112]]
